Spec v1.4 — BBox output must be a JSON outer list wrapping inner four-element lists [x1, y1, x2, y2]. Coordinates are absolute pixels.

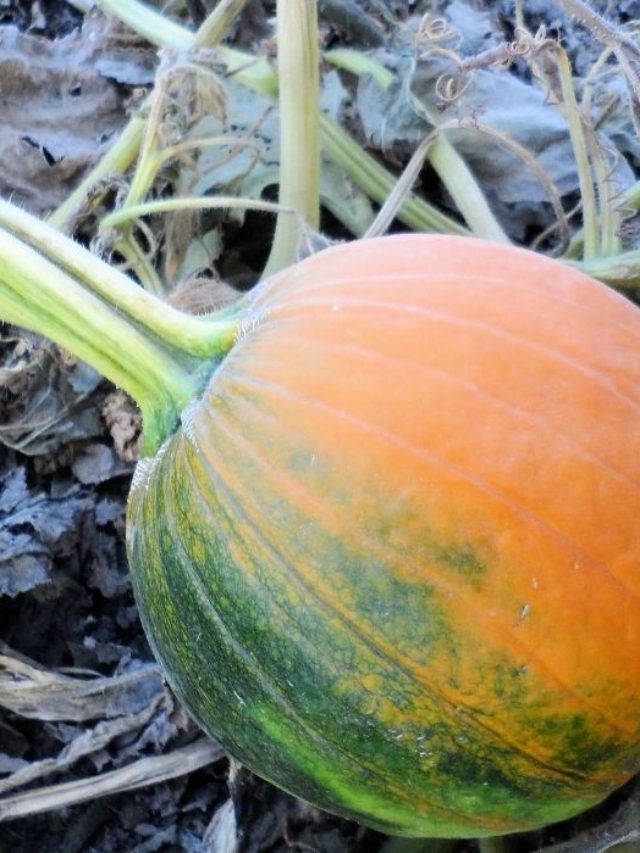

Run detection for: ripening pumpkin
[[124, 234, 640, 838]]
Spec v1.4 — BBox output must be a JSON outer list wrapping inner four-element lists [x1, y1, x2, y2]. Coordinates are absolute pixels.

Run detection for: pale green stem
[[451, 121, 569, 251], [113, 109, 260, 293], [113, 64, 172, 292], [100, 0, 254, 50], [194, 0, 254, 46], [124, 132, 164, 210], [586, 129, 621, 257], [218, 44, 468, 233], [555, 47, 599, 259], [48, 117, 146, 231], [114, 233, 166, 296], [158, 135, 260, 167], [364, 131, 439, 237], [0, 198, 238, 360], [96, 0, 192, 49], [0, 227, 203, 454], [112, 143, 253, 295], [566, 171, 640, 259], [574, 249, 640, 287], [407, 80, 509, 242], [427, 138, 510, 242], [579, 47, 621, 258], [325, 48, 509, 242], [219, 46, 278, 98], [318, 115, 468, 235], [100, 196, 296, 230], [263, 0, 321, 276], [325, 48, 395, 89]]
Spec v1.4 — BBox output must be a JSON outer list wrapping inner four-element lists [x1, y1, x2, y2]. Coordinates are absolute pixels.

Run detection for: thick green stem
[[263, 0, 321, 276], [0, 197, 243, 453], [0, 199, 238, 360], [0, 227, 203, 454]]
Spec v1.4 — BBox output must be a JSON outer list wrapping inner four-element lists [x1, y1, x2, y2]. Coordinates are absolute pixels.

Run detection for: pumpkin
[[126, 233, 640, 838]]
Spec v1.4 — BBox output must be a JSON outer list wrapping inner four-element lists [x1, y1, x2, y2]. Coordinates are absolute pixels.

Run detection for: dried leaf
[[0, 649, 163, 722], [0, 738, 223, 821], [0, 467, 92, 596], [71, 442, 132, 485], [0, 334, 104, 457], [0, 14, 141, 216], [202, 799, 238, 853], [0, 692, 165, 797]]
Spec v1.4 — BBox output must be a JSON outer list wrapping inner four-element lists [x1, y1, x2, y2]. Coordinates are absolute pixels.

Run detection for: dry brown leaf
[[0, 694, 164, 798], [0, 738, 223, 821], [0, 648, 163, 722], [0, 20, 124, 215]]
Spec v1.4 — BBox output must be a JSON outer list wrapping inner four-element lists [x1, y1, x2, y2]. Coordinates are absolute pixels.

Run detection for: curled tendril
[[415, 14, 559, 108], [416, 13, 461, 48], [513, 25, 557, 56], [435, 73, 472, 103]]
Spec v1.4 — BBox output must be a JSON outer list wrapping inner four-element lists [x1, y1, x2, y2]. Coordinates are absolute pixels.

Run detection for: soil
[[1, 1, 640, 852]]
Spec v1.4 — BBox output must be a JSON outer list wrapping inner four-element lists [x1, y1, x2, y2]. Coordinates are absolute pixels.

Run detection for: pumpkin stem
[[0, 202, 241, 455]]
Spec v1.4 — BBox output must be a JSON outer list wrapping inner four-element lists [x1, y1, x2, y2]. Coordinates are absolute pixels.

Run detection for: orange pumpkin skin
[[128, 234, 640, 837]]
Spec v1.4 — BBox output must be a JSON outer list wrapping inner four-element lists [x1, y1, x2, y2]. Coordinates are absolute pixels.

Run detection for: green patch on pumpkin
[[254, 703, 498, 838], [530, 712, 635, 780], [431, 541, 487, 581], [253, 702, 605, 838]]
